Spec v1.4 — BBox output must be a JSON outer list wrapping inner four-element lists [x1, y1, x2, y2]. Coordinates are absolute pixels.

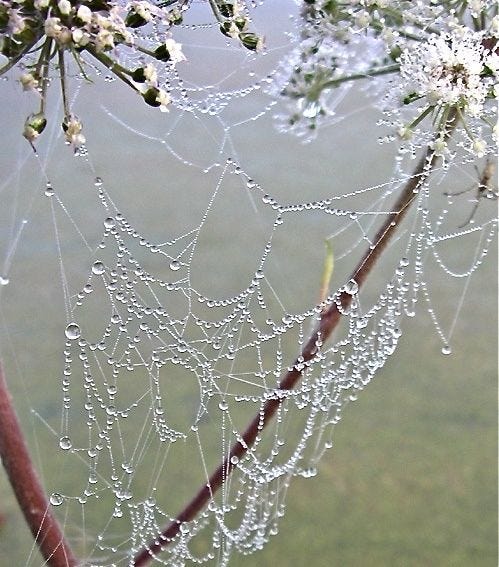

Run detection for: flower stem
[[321, 63, 399, 90], [132, 112, 458, 566], [0, 38, 39, 76], [58, 49, 70, 118], [0, 363, 78, 567], [85, 47, 138, 92]]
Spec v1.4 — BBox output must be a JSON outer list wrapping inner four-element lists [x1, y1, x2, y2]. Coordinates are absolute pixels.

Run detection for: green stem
[[0, 38, 40, 76], [85, 47, 138, 91], [321, 63, 399, 90], [407, 104, 436, 131], [370, 18, 422, 42], [70, 46, 93, 82], [58, 49, 70, 118], [37, 39, 53, 115], [208, 0, 224, 24]]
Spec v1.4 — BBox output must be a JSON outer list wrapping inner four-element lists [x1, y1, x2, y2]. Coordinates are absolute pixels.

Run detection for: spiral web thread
[[0, 2, 497, 566]]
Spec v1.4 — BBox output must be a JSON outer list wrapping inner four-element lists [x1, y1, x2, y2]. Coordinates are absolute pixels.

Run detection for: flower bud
[[19, 72, 39, 91], [142, 86, 162, 107], [58, 0, 72, 16], [62, 115, 85, 147], [154, 44, 171, 62], [238, 32, 263, 51], [125, 10, 148, 28], [219, 2, 236, 18], [23, 113, 47, 143]]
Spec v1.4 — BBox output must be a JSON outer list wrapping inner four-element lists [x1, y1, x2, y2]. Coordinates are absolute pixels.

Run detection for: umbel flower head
[[272, 0, 498, 154], [0, 0, 263, 150], [400, 28, 488, 113], [397, 24, 498, 149]]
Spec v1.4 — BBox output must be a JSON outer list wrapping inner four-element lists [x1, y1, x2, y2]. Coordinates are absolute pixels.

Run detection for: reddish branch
[[133, 141, 449, 565], [0, 117, 455, 567], [0, 364, 78, 567]]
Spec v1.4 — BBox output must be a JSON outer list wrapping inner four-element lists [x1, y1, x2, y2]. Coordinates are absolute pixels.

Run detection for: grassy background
[[0, 6, 497, 561], [236, 303, 497, 567], [0, 240, 496, 566]]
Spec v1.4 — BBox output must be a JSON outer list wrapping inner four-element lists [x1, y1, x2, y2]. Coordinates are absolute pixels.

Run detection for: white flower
[[130, 1, 153, 22], [163, 38, 186, 64], [63, 116, 85, 147], [397, 125, 413, 140], [354, 10, 371, 30], [156, 88, 171, 112], [44, 17, 62, 38], [471, 138, 487, 157], [8, 9, 26, 35], [76, 5, 92, 24], [143, 63, 157, 85], [34, 0, 50, 8], [19, 73, 39, 91], [468, 0, 484, 17], [399, 27, 488, 116], [484, 53, 499, 75], [72, 28, 90, 47], [95, 29, 115, 51], [58, 0, 72, 16], [430, 136, 449, 157]]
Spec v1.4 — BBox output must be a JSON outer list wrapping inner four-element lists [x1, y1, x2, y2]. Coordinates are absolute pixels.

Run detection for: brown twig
[[133, 116, 457, 566], [0, 363, 78, 567]]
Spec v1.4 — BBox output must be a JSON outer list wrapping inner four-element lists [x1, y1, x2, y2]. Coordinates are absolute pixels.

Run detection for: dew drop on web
[[50, 493, 64, 506], [59, 436, 72, 450], [64, 323, 80, 340], [91, 261, 105, 275]]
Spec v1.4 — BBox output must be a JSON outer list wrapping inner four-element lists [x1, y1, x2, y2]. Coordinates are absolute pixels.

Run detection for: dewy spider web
[[0, 2, 497, 566]]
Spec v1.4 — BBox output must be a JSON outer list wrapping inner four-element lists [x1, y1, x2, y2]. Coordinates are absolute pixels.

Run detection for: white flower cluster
[[1, 0, 266, 148], [400, 26, 497, 117], [396, 22, 498, 157], [0, 0, 188, 149], [272, 1, 498, 155]]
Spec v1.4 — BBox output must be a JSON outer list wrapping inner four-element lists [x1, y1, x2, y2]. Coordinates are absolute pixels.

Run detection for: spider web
[[0, 2, 497, 566]]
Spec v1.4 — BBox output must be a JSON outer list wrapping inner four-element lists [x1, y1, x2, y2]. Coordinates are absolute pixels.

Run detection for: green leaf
[[318, 239, 334, 304]]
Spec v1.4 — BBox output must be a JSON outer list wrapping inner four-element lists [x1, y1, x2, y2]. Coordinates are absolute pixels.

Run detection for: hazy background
[[0, 2, 497, 565]]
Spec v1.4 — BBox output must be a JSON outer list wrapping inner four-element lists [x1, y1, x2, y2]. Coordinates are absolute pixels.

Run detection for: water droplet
[[169, 260, 180, 271], [59, 436, 72, 450], [50, 493, 64, 506], [344, 279, 359, 295], [65, 323, 81, 340], [302, 100, 321, 118], [92, 261, 105, 275]]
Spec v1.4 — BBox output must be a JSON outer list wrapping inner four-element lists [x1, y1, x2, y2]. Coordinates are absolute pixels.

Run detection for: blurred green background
[[0, 3, 497, 565]]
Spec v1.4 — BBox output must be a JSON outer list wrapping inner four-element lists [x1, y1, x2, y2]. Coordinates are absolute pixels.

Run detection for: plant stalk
[[0, 363, 78, 567]]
